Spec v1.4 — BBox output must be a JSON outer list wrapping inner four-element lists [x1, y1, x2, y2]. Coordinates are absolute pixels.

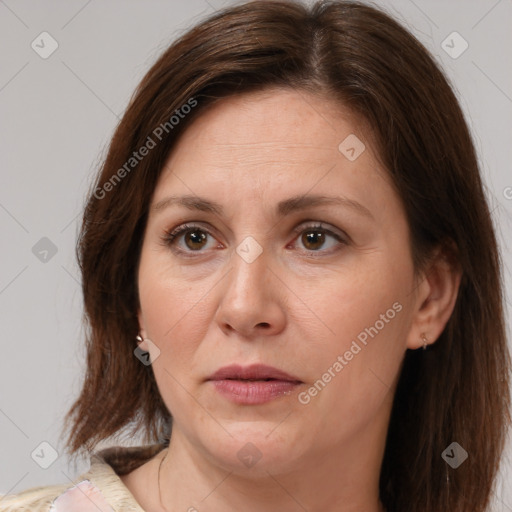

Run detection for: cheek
[[294, 250, 413, 417], [137, 254, 215, 418], [137, 250, 214, 364], [298, 248, 411, 346]]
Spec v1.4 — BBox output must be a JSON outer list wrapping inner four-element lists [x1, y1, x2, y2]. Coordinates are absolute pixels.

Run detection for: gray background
[[0, 0, 511, 509]]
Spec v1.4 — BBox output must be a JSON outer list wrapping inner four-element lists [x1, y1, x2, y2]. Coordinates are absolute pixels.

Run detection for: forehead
[[171, 88, 366, 162], [152, 87, 396, 218]]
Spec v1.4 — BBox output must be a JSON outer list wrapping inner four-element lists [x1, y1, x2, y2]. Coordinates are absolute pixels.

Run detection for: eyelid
[[290, 221, 349, 243], [161, 222, 222, 254], [161, 220, 349, 256]]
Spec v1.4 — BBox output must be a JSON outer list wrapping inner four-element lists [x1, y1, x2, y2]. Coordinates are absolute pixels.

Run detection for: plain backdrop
[[0, 0, 511, 509]]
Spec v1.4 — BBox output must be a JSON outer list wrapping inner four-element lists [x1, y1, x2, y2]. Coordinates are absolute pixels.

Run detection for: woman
[[1, 0, 509, 511]]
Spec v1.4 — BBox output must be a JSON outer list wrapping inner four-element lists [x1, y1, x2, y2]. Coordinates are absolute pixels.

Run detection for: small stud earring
[[136, 334, 143, 343], [421, 333, 428, 350]]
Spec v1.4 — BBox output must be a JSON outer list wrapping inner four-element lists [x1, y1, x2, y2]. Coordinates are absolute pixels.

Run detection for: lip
[[207, 364, 302, 382], [207, 364, 303, 405]]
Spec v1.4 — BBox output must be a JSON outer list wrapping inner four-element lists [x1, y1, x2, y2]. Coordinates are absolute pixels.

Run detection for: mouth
[[226, 378, 280, 381], [207, 364, 303, 405], [207, 363, 302, 383]]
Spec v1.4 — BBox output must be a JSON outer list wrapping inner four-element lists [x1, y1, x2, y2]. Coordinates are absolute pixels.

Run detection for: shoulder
[[0, 478, 119, 512], [0, 481, 71, 512], [0, 443, 166, 512]]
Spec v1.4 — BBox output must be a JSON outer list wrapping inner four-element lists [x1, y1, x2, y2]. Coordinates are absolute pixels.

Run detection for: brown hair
[[63, 1, 511, 511]]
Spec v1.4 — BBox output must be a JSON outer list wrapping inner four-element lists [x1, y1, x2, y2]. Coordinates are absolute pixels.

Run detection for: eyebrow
[[152, 194, 374, 220]]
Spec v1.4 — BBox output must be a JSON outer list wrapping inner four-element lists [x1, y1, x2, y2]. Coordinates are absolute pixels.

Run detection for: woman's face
[[137, 88, 422, 475]]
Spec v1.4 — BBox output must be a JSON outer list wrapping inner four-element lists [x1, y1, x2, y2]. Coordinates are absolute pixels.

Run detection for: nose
[[214, 244, 287, 339]]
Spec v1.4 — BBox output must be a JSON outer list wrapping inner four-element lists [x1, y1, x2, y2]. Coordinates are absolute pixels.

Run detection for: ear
[[406, 245, 462, 350], [137, 309, 150, 351]]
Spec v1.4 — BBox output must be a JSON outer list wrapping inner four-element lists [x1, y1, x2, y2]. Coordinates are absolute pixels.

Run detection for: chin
[[199, 423, 305, 475]]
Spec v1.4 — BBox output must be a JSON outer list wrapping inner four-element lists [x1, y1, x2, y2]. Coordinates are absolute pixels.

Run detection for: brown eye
[[301, 230, 326, 251], [292, 223, 347, 254], [163, 224, 217, 254], [183, 229, 208, 250]]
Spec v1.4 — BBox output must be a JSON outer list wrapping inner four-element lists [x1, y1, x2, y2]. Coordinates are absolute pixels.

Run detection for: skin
[[121, 88, 461, 512]]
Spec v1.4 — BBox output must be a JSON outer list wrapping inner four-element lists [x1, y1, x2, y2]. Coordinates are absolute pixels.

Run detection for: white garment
[[0, 443, 166, 512]]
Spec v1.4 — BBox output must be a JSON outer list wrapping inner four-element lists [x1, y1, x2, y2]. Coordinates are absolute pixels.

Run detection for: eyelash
[[161, 222, 348, 258]]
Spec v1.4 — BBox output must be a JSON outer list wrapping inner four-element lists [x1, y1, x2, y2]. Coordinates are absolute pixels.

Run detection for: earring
[[136, 334, 143, 343], [421, 333, 428, 350]]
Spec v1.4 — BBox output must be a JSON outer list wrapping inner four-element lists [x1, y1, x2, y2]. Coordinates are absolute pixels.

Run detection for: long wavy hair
[[62, 1, 511, 511]]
